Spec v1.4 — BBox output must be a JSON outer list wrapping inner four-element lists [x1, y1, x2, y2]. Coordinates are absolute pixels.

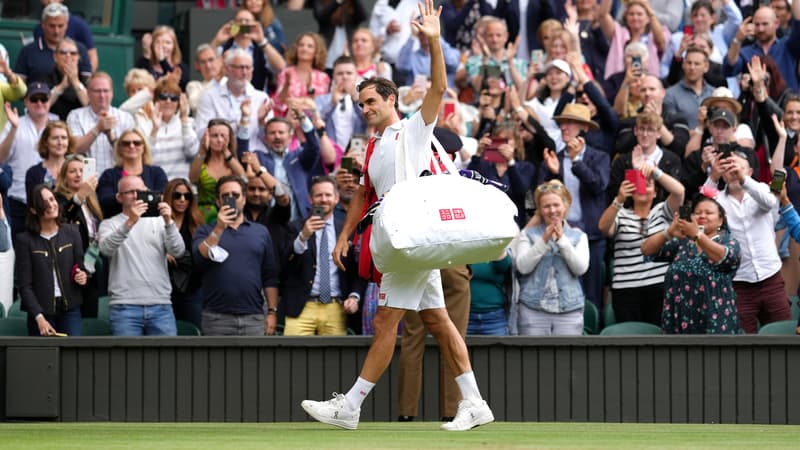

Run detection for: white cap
[[542, 59, 572, 78]]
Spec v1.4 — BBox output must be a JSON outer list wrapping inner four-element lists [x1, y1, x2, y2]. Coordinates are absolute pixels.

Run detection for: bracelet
[[653, 168, 663, 180], [267, 307, 278, 314], [258, 38, 269, 49], [209, 230, 220, 241], [612, 199, 623, 209], [256, 167, 265, 177], [224, 153, 234, 162]]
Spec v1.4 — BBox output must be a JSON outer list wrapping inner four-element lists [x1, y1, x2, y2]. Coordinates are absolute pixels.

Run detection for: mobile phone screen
[[679, 205, 692, 221], [82, 158, 96, 182], [770, 170, 787, 193]]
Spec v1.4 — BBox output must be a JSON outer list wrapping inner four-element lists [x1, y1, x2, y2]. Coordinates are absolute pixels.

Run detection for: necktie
[[318, 223, 331, 304]]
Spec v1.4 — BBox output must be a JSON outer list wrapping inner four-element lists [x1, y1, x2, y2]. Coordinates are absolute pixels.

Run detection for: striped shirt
[[611, 202, 672, 290], [137, 115, 197, 181]]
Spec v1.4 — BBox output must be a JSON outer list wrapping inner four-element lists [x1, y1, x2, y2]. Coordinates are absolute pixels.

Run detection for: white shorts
[[378, 269, 445, 311]]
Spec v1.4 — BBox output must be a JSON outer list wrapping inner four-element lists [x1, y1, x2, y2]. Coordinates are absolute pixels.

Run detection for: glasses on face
[[57, 49, 78, 56], [172, 191, 192, 201], [158, 93, 180, 102], [229, 64, 253, 71], [537, 183, 564, 193], [221, 192, 241, 200], [120, 139, 144, 147], [28, 96, 49, 104]]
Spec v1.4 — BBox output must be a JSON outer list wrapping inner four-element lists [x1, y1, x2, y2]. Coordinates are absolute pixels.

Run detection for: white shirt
[[66, 106, 135, 174], [709, 176, 781, 283], [365, 111, 435, 197], [137, 114, 198, 181], [527, 96, 562, 150], [369, 0, 418, 64], [332, 95, 355, 149], [2, 114, 57, 202], [194, 80, 270, 153]]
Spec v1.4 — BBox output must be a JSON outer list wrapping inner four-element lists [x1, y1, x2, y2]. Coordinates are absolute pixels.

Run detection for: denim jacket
[[516, 224, 586, 314]]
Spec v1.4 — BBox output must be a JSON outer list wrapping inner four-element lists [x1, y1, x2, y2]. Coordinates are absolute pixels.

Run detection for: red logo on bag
[[439, 209, 453, 221], [452, 208, 465, 220]]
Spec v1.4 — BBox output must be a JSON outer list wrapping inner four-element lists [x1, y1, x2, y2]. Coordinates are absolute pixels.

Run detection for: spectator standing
[[350, 28, 393, 83], [272, 33, 330, 118], [241, 0, 288, 54], [368, 0, 419, 65], [135, 26, 189, 91], [313, 0, 368, 68], [467, 252, 511, 335], [283, 176, 364, 335], [190, 119, 246, 223], [641, 195, 741, 334], [663, 47, 715, 129], [45, 38, 89, 121], [185, 44, 225, 116], [0, 82, 58, 234], [193, 175, 280, 336], [98, 175, 184, 336], [67, 72, 135, 174], [33, 0, 99, 71], [598, 0, 669, 82], [15, 184, 87, 336], [440, 0, 495, 52], [15, 3, 92, 83], [511, 180, 589, 336], [315, 56, 366, 150], [0, 48, 27, 131], [96, 129, 169, 218], [25, 120, 73, 195]]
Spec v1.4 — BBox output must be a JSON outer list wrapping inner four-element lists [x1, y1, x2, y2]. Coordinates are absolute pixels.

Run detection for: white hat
[[542, 59, 572, 78]]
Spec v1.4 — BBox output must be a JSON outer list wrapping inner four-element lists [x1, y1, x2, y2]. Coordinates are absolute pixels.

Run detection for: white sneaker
[[440, 398, 494, 431], [301, 393, 360, 430]]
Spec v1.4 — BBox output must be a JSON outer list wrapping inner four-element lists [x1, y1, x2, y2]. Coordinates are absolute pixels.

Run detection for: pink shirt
[[271, 66, 330, 117], [603, 25, 669, 80]]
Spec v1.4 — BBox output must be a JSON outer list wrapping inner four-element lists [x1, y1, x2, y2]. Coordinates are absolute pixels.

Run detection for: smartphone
[[483, 148, 505, 164], [770, 170, 787, 194], [624, 169, 647, 195], [481, 64, 503, 80], [530, 49, 544, 65], [222, 195, 237, 214], [443, 101, 456, 118], [679, 205, 693, 221], [82, 157, 96, 183], [631, 55, 643, 72], [312, 205, 325, 218], [683, 25, 694, 37], [137, 191, 161, 217], [229, 23, 240, 36], [717, 143, 733, 159], [349, 136, 365, 154], [340, 156, 354, 172]]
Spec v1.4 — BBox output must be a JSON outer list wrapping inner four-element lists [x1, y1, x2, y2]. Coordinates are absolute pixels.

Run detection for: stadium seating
[[757, 320, 798, 335], [0, 318, 29, 336], [80, 318, 111, 336], [583, 300, 600, 335], [600, 321, 662, 336], [96, 296, 110, 320], [176, 320, 201, 336], [7, 300, 24, 318]]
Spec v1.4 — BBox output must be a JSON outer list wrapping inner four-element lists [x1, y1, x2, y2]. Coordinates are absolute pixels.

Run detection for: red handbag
[[356, 137, 383, 284]]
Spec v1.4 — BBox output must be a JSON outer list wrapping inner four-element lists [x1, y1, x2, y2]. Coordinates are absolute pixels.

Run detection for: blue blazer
[[315, 93, 367, 148], [245, 129, 321, 218], [539, 145, 610, 241], [282, 213, 365, 318]]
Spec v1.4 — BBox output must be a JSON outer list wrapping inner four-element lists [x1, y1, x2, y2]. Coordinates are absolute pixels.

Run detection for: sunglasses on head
[[172, 191, 192, 201], [158, 93, 180, 102], [537, 183, 564, 193]]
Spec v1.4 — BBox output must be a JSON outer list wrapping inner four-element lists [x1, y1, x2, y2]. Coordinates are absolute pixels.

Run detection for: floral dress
[[651, 232, 741, 334]]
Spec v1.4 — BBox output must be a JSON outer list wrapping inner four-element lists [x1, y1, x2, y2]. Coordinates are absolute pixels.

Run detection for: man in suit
[[540, 103, 610, 314], [282, 175, 364, 335]]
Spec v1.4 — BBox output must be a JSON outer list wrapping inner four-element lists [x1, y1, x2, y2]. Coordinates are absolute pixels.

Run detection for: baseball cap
[[26, 81, 50, 98], [709, 108, 736, 127], [542, 59, 572, 78]]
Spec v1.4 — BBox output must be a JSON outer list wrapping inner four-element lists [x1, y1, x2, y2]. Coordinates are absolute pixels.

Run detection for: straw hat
[[552, 103, 599, 130], [701, 87, 742, 114]]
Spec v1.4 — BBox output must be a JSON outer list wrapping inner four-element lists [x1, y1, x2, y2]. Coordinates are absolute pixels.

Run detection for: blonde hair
[[149, 25, 183, 67], [286, 32, 327, 71], [55, 155, 103, 221], [123, 68, 156, 93], [114, 128, 153, 167], [534, 180, 572, 218]]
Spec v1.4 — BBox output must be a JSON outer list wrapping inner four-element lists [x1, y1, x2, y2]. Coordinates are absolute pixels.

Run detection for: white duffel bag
[[370, 174, 519, 273]]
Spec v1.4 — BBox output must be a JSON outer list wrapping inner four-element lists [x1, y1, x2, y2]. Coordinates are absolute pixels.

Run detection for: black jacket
[[282, 213, 365, 318], [15, 224, 84, 316]]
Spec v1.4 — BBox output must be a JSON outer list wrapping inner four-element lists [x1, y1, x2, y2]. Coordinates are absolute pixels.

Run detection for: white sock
[[455, 371, 483, 401], [345, 377, 374, 410]]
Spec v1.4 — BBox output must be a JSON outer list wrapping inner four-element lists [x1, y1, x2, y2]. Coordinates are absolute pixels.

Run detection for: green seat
[[583, 300, 600, 335], [757, 320, 798, 335], [600, 321, 662, 336], [0, 301, 5, 318], [176, 320, 201, 336], [7, 300, 25, 318], [603, 292, 616, 330], [790, 296, 799, 322], [96, 296, 110, 320], [80, 318, 111, 336], [0, 318, 29, 336]]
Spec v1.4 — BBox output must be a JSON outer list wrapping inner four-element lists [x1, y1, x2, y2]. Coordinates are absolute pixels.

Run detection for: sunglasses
[[120, 139, 144, 147], [57, 50, 78, 56], [28, 96, 49, 104], [172, 191, 192, 201], [537, 183, 564, 193], [158, 93, 180, 102]]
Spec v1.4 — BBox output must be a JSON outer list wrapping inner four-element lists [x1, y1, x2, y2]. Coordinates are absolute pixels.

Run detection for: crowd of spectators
[[2, 0, 800, 337]]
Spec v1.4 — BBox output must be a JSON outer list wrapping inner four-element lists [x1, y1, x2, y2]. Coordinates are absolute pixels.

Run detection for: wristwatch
[[267, 307, 278, 315]]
